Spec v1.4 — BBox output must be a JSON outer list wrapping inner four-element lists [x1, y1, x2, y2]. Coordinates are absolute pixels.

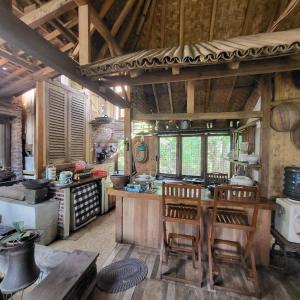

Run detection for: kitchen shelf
[[232, 119, 260, 133], [224, 158, 261, 169]]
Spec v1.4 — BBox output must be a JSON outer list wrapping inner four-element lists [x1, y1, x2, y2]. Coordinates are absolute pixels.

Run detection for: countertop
[[107, 187, 275, 210], [50, 176, 106, 190]]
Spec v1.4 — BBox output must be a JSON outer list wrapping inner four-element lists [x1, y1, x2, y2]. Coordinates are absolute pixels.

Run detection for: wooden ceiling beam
[[167, 82, 174, 113], [96, 0, 136, 60], [120, 0, 144, 49], [152, 84, 160, 113], [32, 0, 78, 44], [74, 0, 122, 57], [132, 0, 151, 50], [98, 56, 300, 86], [45, 18, 78, 42], [72, 0, 116, 58], [78, 3, 91, 64], [179, 0, 184, 46], [0, 48, 39, 72], [20, 0, 76, 29], [0, 3, 128, 107], [133, 110, 263, 121]]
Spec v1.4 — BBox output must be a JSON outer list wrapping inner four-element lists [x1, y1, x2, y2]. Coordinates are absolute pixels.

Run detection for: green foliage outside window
[[159, 136, 177, 174], [182, 136, 201, 176], [207, 135, 231, 175], [117, 139, 124, 172]]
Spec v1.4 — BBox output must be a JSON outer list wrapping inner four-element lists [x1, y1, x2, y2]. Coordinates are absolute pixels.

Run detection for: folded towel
[[0, 183, 25, 201]]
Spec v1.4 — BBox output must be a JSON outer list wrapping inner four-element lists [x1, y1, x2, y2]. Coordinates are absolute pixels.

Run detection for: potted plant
[[0, 222, 40, 294]]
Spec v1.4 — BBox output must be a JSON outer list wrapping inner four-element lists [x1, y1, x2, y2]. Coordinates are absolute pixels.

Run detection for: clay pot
[[110, 175, 130, 189]]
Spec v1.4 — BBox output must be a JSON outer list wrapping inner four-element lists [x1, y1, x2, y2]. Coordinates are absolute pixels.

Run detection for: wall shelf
[[224, 158, 261, 169]]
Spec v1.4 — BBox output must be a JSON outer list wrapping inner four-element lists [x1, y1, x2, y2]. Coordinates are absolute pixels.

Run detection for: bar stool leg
[[250, 250, 260, 297]]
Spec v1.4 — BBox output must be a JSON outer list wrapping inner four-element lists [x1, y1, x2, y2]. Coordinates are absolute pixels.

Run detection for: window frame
[[157, 132, 232, 178]]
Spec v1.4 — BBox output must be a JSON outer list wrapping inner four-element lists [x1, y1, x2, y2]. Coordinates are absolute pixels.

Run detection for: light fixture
[[2, 67, 7, 71]]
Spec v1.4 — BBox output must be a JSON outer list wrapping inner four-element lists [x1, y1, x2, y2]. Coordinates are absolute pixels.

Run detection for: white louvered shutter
[[69, 92, 86, 161], [46, 82, 68, 164]]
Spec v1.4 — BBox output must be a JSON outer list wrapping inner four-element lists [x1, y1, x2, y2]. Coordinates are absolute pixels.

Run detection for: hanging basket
[[133, 142, 148, 163]]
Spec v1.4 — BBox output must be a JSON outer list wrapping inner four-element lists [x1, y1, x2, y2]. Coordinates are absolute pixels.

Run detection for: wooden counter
[[108, 187, 275, 266]]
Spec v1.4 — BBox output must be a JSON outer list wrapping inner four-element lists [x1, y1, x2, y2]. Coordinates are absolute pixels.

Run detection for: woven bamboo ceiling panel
[[81, 29, 300, 77]]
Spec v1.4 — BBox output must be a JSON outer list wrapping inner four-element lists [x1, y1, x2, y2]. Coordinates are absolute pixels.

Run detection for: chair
[[159, 182, 203, 286], [205, 172, 229, 187], [207, 185, 260, 296]]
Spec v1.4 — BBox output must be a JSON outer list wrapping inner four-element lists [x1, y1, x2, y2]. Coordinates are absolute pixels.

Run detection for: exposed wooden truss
[[133, 110, 263, 121], [97, 56, 300, 86], [0, 0, 299, 114], [0, 2, 128, 107]]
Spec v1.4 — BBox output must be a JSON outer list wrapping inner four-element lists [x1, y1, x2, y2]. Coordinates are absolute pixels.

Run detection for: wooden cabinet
[[45, 81, 87, 164]]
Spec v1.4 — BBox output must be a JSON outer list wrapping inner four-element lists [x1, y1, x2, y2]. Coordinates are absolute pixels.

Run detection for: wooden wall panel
[[268, 72, 300, 197]]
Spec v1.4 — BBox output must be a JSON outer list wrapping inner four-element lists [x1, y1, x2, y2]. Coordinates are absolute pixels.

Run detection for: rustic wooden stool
[[207, 185, 260, 297], [205, 172, 229, 187], [159, 182, 203, 286]]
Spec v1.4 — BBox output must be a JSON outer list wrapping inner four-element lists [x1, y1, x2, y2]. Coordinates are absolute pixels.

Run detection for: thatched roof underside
[[0, 0, 300, 115]]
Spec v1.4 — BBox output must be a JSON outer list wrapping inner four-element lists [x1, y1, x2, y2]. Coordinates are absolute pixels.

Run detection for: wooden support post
[[187, 80, 195, 113], [78, 4, 91, 65], [35, 81, 45, 179], [124, 107, 132, 177], [260, 75, 272, 198]]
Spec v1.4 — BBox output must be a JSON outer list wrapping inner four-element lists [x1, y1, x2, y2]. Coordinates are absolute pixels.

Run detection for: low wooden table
[[108, 187, 275, 266]]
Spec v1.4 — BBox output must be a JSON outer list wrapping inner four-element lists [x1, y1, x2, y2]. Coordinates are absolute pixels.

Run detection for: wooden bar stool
[[205, 172, 229, 187], [159, 182, 203, 286], [207, 185, 260, 297]]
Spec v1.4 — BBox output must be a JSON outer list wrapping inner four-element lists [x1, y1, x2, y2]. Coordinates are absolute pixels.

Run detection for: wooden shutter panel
[[46, 82, 68, 164], [69, 92, 86, 161]]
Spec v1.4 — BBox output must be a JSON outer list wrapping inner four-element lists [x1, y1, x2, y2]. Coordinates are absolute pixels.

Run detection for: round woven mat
[[97, 258, 148, 293]]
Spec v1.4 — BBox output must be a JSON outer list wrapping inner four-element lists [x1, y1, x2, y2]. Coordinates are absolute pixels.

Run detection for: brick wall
[[10, 97, 23, 179]]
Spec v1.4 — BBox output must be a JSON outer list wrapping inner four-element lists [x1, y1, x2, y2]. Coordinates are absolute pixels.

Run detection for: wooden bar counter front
[[108, 187, 274, 266]]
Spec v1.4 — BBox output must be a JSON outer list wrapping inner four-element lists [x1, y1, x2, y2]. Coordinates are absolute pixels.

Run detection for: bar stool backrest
[[205, 173, 229, 187], [213, 185, 260, 228], [162, 182, 201, 223]]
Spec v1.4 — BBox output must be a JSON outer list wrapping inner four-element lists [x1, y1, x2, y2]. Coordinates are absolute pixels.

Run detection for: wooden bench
[[24, 250, 98, 300]]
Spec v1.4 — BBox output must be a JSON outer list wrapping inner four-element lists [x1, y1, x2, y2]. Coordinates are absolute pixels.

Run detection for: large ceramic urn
[[0, 232, 40, 294]]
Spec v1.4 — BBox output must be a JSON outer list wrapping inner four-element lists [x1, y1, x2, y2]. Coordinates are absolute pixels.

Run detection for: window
[[207, 135, 231, 175], [182, 136, 201, 176], [117, 139, 124, 172], [159, 134, 231, 177], [159, 136, 177, 174]]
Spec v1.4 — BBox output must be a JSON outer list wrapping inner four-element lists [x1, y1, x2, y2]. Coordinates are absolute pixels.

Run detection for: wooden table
[[108, 187, 275, 266]]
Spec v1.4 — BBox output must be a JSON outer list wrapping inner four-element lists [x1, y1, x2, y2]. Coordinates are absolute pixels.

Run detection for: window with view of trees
[[158, 134, 231, 177], [159, 136, 177, 174], [182, 136, 201, 176], [117, 139, 124, 172], [207, 135, 231, 175]]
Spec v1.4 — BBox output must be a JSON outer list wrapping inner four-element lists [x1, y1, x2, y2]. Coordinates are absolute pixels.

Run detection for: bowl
[[247, 154, 259, 165], [230, 176, 253, 186], [110, 175, 130, 189]]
